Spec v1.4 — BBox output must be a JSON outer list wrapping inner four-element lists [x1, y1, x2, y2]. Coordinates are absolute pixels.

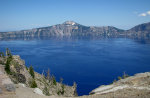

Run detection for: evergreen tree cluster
[[0, 48, 13, 74], [29, 65, 35, 78]]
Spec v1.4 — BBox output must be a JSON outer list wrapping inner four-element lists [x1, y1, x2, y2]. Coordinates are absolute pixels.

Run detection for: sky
[[0, 0, 150, 31]]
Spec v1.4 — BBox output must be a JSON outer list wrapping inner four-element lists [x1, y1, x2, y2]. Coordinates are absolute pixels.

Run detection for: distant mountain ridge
[[130, 22, 150, 32], [0, 21, 150, 39]]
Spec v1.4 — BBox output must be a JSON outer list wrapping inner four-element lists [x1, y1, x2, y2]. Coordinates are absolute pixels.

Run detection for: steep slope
[[90, 72, 150, 98], [127, 22, 150, 38], [0, 21, 124, 38], [0, 54, 77, 97], [130, 22, 150, 32]]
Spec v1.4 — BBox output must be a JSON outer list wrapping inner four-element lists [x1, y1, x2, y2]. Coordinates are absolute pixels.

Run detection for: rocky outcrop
[[90, 72, 150, 98], [0, 64, 15, 97], [12, 72, 150, 98], [8, 55, 32, 85], [34, 88, 44, 96]]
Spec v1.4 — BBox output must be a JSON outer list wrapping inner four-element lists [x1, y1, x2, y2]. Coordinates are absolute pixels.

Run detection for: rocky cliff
[[0, 21, 125, 39], [0, 54, 77, 97], [125, 22, 150, 39], [1, 21, 150, 40], [90, 72, 150, 98]]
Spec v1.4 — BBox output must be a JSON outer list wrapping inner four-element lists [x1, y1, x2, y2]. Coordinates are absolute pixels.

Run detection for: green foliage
[[122, 72, 129, 79], [117, 72, 130, 80], [6, 48, 9, 56], [4, 48, 13, 74], [57, 84, 65, 95], [5, 56, 13, 74], [0, 52, 2, 57], [6, 48, 12, 58], [52, 75, 57, 85], [61, 84, 65, 95], [43, 86, 50, 96], [30, 79, 37, 88], [57, 90, 61, 95], [112, 72, 130, 84], [10, 60, 19, 67], [118, 76, 122, 80], [29, 65, 35, 78], [25, 66, 28, 70]]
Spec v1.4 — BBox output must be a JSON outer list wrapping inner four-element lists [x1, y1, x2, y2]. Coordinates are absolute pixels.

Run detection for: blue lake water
[[0, 38, 150, 95]]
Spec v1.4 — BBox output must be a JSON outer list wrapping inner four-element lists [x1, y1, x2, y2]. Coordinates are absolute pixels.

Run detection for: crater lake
[[0, 37, 150, 95]]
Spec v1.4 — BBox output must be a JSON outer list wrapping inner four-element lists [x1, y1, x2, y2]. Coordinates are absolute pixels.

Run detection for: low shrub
[[30, 79, 37, 88]]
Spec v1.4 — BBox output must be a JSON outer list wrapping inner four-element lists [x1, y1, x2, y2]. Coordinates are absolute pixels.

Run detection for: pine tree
[[29, 65, 35, 78], [0, 52, 1, 57], [6, 48, 9, 56], [5, 58, 11, 74], [5, 49, 13, 74], [30, 79, 37, 88], [43, 85, 50, 96], [52, 75, 57, 85], [6, 48, 12, 58]]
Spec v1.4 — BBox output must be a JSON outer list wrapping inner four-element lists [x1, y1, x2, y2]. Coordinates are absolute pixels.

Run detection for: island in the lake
[[0, 49, 150, 98], [0, 21, 150, 40]]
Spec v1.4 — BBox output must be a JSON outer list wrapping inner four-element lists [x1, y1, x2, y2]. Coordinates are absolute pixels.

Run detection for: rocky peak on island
[[63, 21, 78, 26], [0, 21, 150, 40]]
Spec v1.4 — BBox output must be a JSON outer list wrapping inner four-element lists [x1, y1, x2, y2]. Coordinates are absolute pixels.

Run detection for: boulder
[[18, 83, 26, 87], [33, 88, 44, 96], [5, 84, 15, 92]]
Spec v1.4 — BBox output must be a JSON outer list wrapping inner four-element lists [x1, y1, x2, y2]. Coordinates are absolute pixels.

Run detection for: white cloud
[[139, 10, 150, 17], [139, 13, 147, 16], [147, 11, 150, 15]]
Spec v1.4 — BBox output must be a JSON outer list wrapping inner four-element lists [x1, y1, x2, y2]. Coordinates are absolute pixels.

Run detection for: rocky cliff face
[[0, 55, 77, 97], [0, 64, 16, 98], [0, 21, 125, 38], [126, 22, 150, 39], [90, 72, 150, 98], [1, 21, 150, 39]]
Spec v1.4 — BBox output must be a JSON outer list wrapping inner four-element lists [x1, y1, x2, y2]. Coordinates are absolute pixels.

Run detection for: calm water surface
[[0, 38, 150, 95]]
